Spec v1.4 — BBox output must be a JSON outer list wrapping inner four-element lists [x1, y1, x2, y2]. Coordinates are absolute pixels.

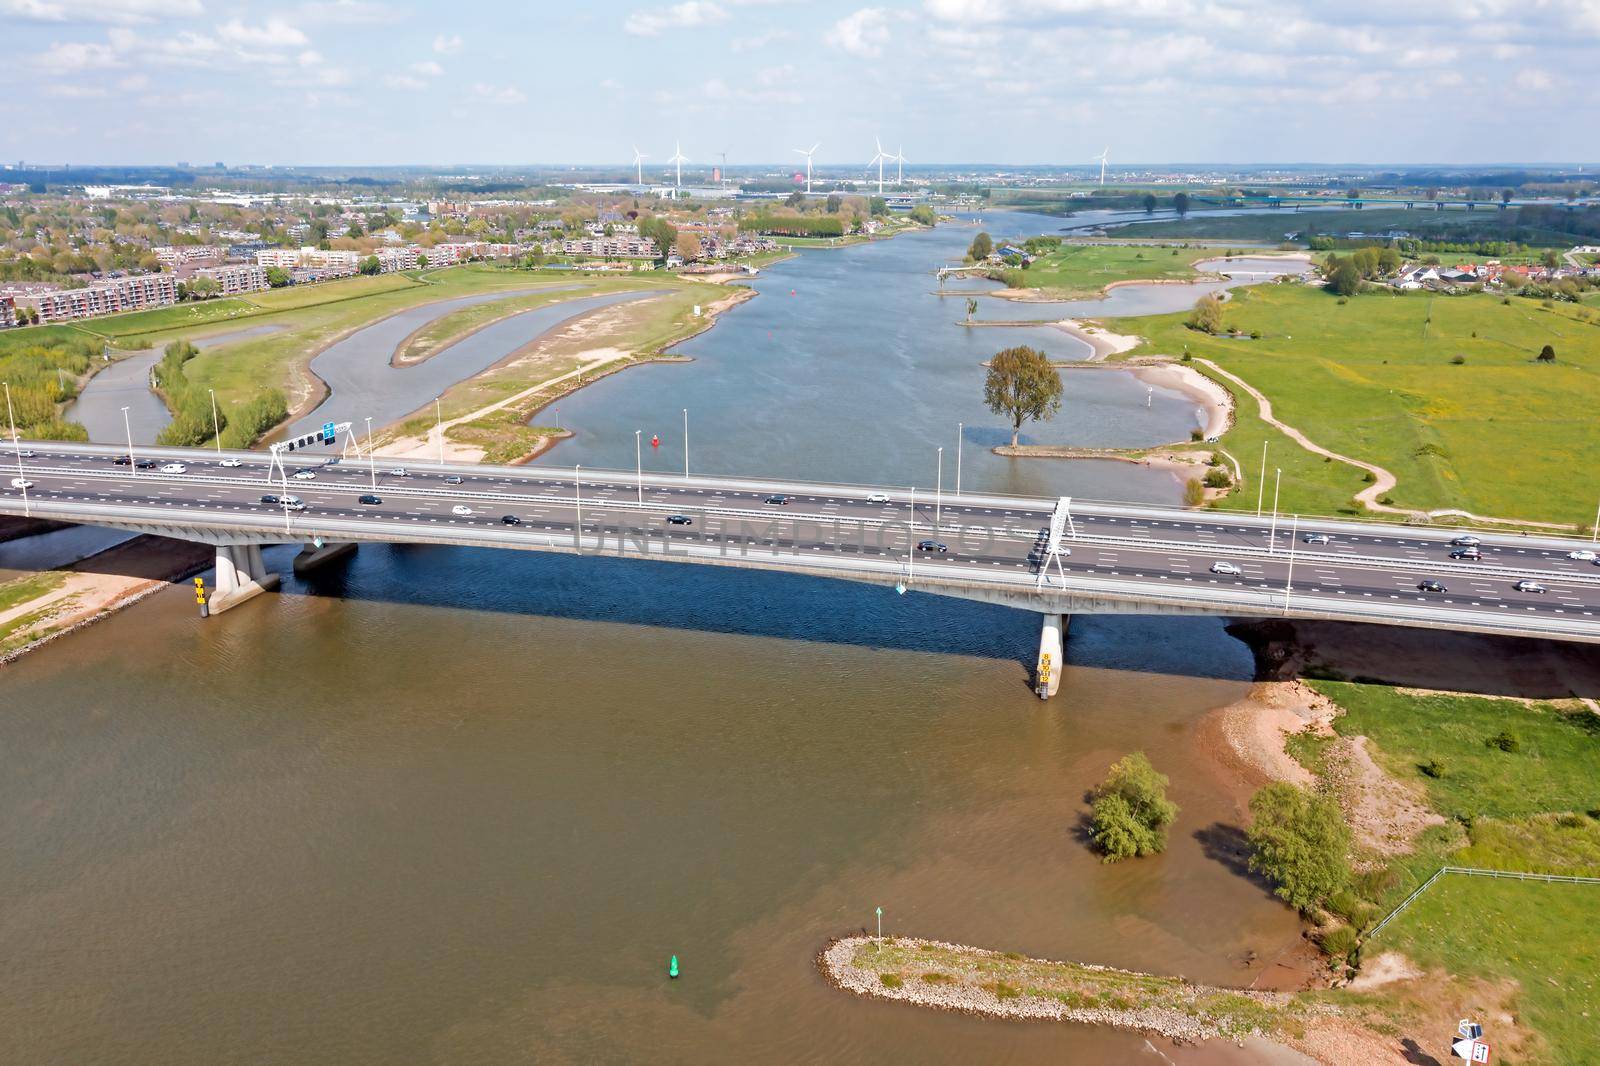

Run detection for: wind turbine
[[893, 145, 907, 185], [869, 136, 887, 195], [1095, 146, 1109, 187], [631, 145, 648, 185], [792, 142, 819, 194], [667, 141, 688, 192]]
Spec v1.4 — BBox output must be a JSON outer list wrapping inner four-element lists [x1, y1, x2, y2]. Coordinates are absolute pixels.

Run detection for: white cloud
[[34, 40, 124, 73], [433, 33, 463, 53], [410, 59, 444, 76], [731, 29, 789, 50], [44, 83, 109, 98], [3, 0, 201, 23], [384, 74, 428, 90], [469, 82, 526, 104], [296, 0, 392, 24], [623, 1, 726, 36], [827, 8, 891, 57], [216, 18, 308, 48], [1514, 67, 1553, 90]]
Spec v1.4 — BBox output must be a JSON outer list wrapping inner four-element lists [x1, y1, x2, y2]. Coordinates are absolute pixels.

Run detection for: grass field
[[74, 299, 263, 344], [1007, 243, 1241, 296], [1115, 283, 1600, 524], [1108, 207, 1532, 243], [1380, 878, 1599, 1064], [1310, 682, 1600, 820]]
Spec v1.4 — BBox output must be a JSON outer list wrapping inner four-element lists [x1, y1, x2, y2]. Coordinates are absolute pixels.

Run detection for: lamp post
[[1284, 513, 1300, 613], [935, 446, 943, 532], [1256, 440, 1268, 516], [906, 486, 916, 582], [955, 421, 963, 496], [682, 408, 689, 478], [365, 416, 376, 490], [575, 464, 582, 550], [3, 382, 27, 517], [208, 388, 222, 456], [434, 396, 445, 467], [122, 405, 135, 477], [1269, 468, 1282, 553], [635, 429, 643, 504]]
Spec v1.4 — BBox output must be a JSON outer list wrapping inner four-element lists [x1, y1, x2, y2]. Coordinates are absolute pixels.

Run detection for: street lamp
[[365, 416, 376, 490], [3, 382, 28, 517], [575, 464, 583, 550], [935, 446, 943, 532], [635, 429, 643, 504], [121, 405, 135, 477], [682, 408, 689, 478], [1256, 441, 1268, 516], [208, 388, 222, 456], [434, 396, 445, 467], [1269, 467, 1282, 552], [955, 421, 963, 496], [1284, 513, 1300, 613]]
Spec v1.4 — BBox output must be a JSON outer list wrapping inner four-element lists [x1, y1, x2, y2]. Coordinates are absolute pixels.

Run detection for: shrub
[[1537, 344, 1556, 362], [1247, 782, 1352, 913], [1336, 296, 1348, 305], [1451, 354, 1466, 365], [1420, 758, 1446, 778], [1318, 923, 1361, 960], [920, 972, 954, 985], [1203, 467, 1232, 489], [1186, 292, 1225, 334], [1089, 752, 1179, 862], [1249, 329, 1262, 340], [879, 973, 903, 988], [1183, 478, 1205, 506], [1487, 730, 1521, 753], [1189, 427, 1204, 441]]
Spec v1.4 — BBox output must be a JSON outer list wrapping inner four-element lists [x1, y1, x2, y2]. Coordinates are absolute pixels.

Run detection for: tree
[[784, 190, 806, 209], [1540, 249, 1560, 269], [638, 216, 676, 260], [1501, 188, 1514, 204], [264, 266, 290, 288], [965, 297, 977, 323], [1173, 192, 1190, 217], [1246, 782, 1352, 913], [358, 255, 381, 275], [825, 193, 842, 214], [868, 196, 888, 216], [1186, 292, 1225, 333], [908, 204, 937, 227], [1538, 344, 1556, 362], [674, 231, 701, 262], [968, 231, 993, 261], [187, 275, 220, 299], [1321, 254, 1362, 297], [1143, 193, 1157, 214], [983, 345, 1063, 447], [416, 253, 429, 269], [1089, 752, 1178, 861]]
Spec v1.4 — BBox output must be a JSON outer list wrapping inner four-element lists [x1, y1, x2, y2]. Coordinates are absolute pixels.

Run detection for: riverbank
[[0, 535, 212, 663]]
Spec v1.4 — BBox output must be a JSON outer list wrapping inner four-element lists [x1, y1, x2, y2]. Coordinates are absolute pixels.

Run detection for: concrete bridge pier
[[1034, 613, 1069, 699], [293, 540, 358, 574], [210, 543, 279, 615]]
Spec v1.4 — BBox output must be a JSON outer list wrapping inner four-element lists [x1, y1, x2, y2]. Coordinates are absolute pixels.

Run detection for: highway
[[7, 439, 1600, 641]]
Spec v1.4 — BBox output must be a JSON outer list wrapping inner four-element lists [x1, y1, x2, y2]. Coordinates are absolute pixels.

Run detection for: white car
[[451, 504, 473, 517], [866, 493, 891, 504], [1302, 532, 1331, 545], [1210, 561, 1242, 576], [10, 477, 34, 489], [18, 449, 36, 458], [388, 467, 409, 477], [292, 469, 316, 480], [1451, 535, 1482, 547], [1567, 549, 1596, 561], [160, 462, 187, 474], [281, 496, 305, 512], [218, 457, 243, 468]]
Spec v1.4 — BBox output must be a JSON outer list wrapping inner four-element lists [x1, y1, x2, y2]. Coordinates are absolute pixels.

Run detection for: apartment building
[[560, 235, 659, 259], [193, 263, 269, 295], [255, 247, 361, 270], [0, 294, 14, 328], [373, 246, 419, 271], [20, 273, 177, 323], [154, 245, 222, 267]]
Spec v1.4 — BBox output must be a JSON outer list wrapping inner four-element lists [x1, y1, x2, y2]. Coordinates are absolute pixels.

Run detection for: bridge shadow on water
[[275, 540, 1257, 682]]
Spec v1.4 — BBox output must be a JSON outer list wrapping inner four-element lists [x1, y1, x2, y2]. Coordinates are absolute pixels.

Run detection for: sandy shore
[[1053, 318, 1141, 360], [1126, 361, 1234, 438]]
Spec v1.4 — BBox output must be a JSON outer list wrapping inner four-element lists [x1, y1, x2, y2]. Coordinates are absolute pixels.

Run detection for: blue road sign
[[322, 421, 336, 442]]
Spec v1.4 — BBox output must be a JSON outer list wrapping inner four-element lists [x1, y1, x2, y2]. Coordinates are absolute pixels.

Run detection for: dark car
[[764, 494, 792, 505], [667, 514, 693, 525], [1449, 547, 1482, 561], [112, 455, 131, 465], [1418, 579, 1446, 593], [444, 475, 464, 485], [135, 458, 157, 469], [501, 515, 522, 526], [358, 494, 382, 505], [917, 539, 949, 553], [260, 493, 280, 504]]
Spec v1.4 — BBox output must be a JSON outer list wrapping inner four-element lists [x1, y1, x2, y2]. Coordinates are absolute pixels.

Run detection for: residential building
[[0, 294, 14, 328], [154, 245, 222, 267], [373, 246, 419, 271], [255, 247, 360, 270], [18, 273, 177, 323], [193, 263, 268, 295], [560, 235, 659, 259]]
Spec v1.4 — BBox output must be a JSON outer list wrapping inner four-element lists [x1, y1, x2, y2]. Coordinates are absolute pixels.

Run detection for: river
[[0, 209, 1315, 1065]]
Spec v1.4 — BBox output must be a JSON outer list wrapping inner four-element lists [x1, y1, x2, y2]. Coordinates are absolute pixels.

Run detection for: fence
[[1368, 865, 1600, 938]]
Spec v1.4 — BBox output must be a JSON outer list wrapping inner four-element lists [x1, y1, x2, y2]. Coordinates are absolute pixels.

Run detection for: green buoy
[[668, 955, 680, 979]]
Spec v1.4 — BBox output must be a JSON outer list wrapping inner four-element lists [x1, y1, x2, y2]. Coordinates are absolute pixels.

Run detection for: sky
[[3, 0, 1596, 168]]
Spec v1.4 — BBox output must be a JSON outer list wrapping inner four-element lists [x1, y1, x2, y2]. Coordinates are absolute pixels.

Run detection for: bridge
[[8, 440, 1600, 698], [1188, 193, 1586, 212]]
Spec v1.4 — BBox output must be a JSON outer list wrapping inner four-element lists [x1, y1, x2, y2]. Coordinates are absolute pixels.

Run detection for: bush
[[879, 973, 902, 988], [1487, 730, 1521, 753], [1189, 427, 1204, 441], [1247, 782, 1352, 913], [1183, 478, 1205, 506], [1186, 292, 1225, 334], [1420, 758, 1447, 778], [1318, 923, 1361, 961], [1203, 467, 1232, 489], [1537, 344, 1556, 362], [920, 972, 954, 985], [1451, 354, 1466, 365], [1089, 752, 1179, 862]]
